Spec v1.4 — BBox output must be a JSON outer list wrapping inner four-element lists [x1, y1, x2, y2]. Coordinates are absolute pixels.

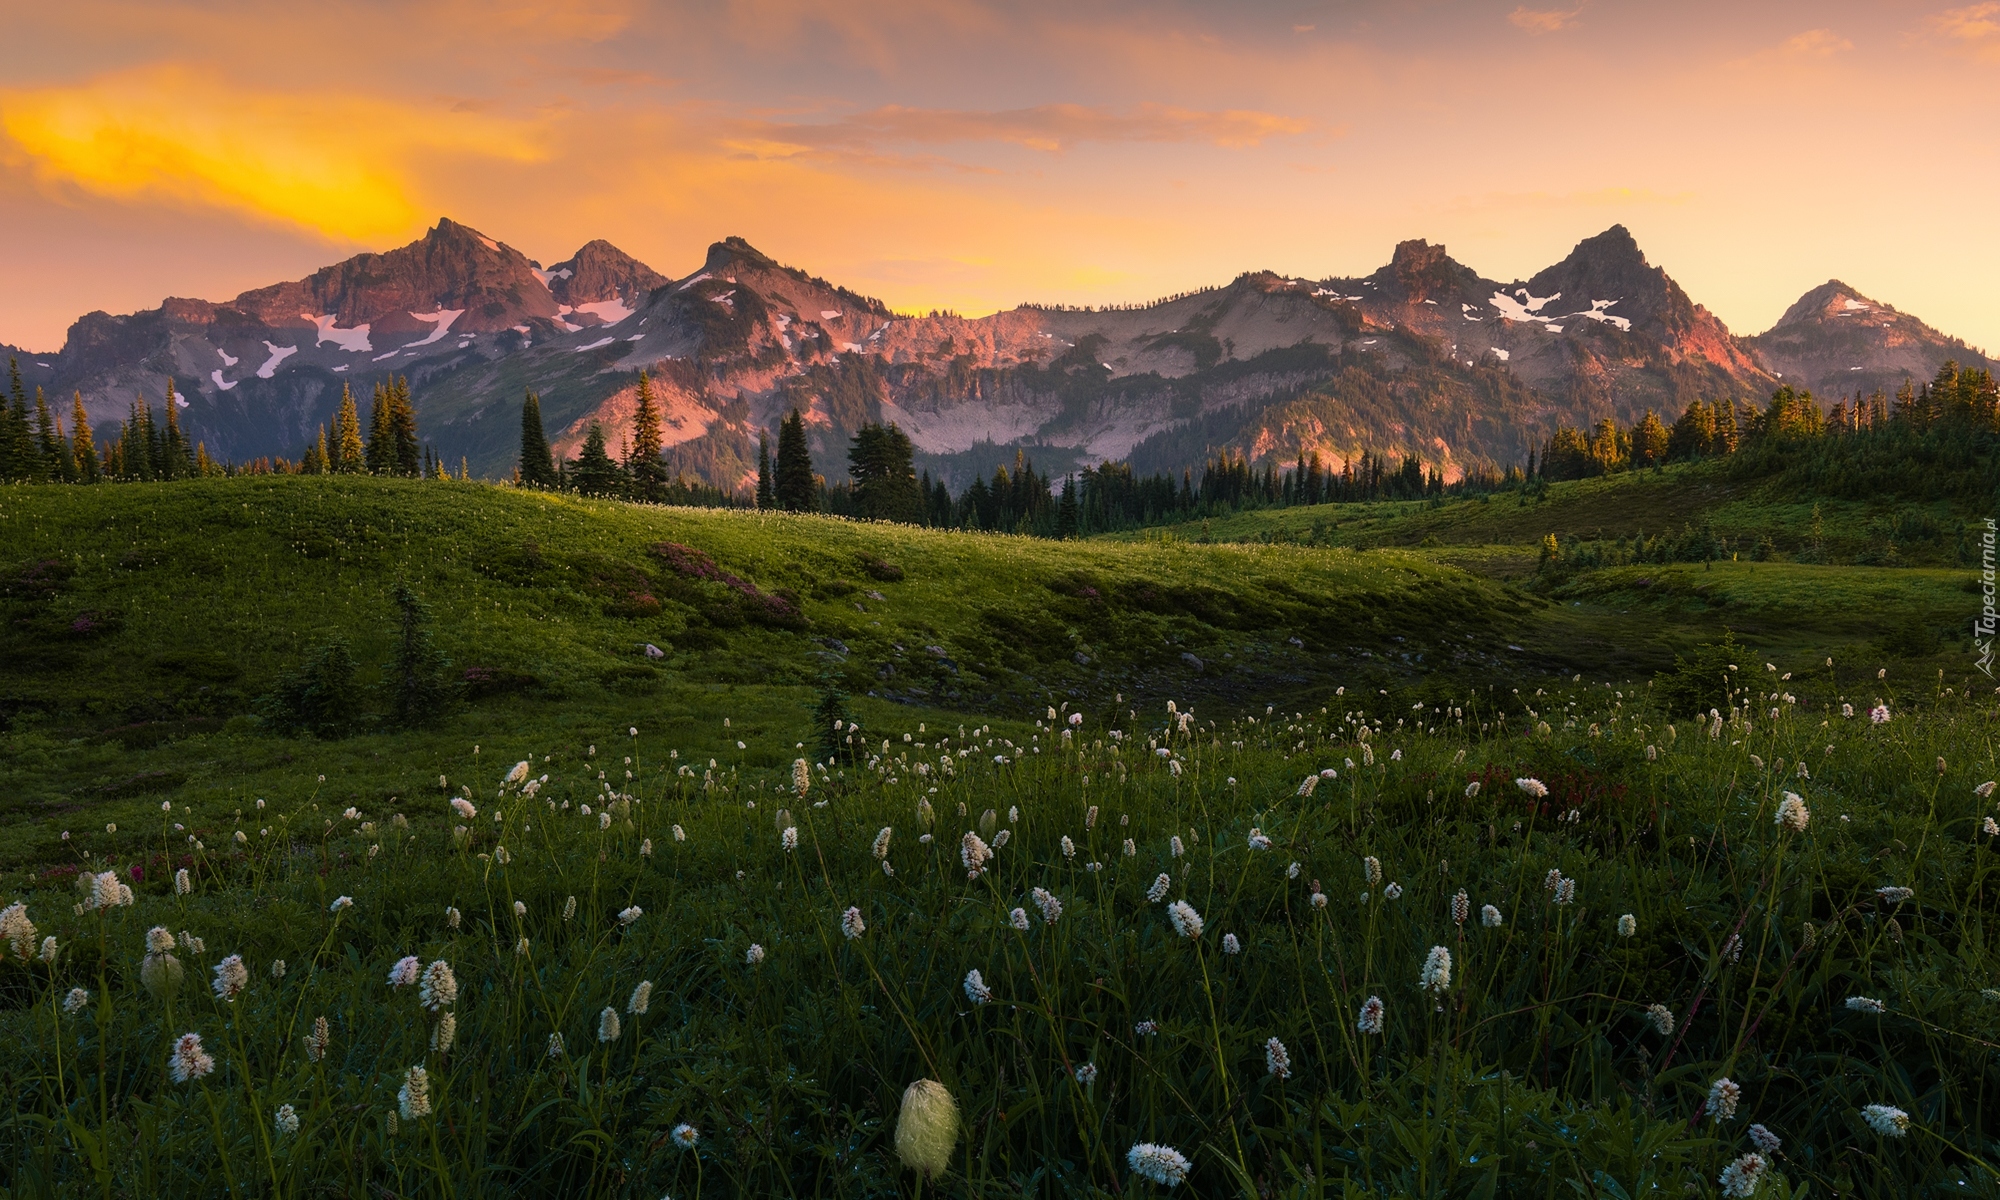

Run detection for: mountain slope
[[1742, 280, 1996, 401], [21, 220, 1985, 491]]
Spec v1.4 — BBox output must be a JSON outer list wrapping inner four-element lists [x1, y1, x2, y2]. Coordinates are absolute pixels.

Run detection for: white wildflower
[[1775, 792, 1809, 832], [398, 1065, 431, 1119], [1718, 1152, 1766, 1198], [841, 907, 866, 939], [1420, 946, 1452, 992], [1147, 873, 1171, 902], [1127, 1143, 1191, 1187], [387, 956, 420, 989], [598, 1007, 621, 1042], [1265, 1036, 1291, 1079], [1708, 1077, 1741, 1122], [1516, 777, 1548, 798], [963, 969, 991, 1004], [1618, 914, 1637, 937], [169, 1032, 215, 1083], [63, 986, 90, 1014], [1033, 888, 1063, 924], [1357, 995, 1385, 1035], [275, 1104, 300, 1136], [1846, 995, 1886, 1013], [1861, 1104, 1908, 1136], [746, 943, 765, 964], [419, 961, 457, 1011], [1167, 899, 1203, 939], [211, 955, 248, 1002]]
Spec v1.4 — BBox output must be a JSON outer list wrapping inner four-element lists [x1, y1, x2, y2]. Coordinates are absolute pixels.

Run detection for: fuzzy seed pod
[[894, 1079, 959, 1181]]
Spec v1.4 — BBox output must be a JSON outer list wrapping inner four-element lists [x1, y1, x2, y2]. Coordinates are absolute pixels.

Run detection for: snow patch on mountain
[[1489, 290, 1562, 323], [571, 299, 633, 325], [403, 309, 464, 349], [307, 314, 372, 352], [210, 370, 236, 391], [575, 336, 616, 352], [256, 342, 297, 378], [215, 347, 239, 366]]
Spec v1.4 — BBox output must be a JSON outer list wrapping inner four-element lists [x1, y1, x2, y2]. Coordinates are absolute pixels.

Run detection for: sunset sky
[[2, 0, 1996, 353]]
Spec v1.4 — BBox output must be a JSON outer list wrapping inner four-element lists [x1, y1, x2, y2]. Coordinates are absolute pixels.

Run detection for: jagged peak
[[1768, 279, 1894, 330]]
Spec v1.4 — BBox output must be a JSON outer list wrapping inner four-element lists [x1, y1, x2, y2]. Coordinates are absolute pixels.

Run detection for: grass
[[4, 476, 2000, 1196]]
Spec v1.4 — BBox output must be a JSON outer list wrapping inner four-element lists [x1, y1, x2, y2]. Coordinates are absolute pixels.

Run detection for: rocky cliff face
[[22, 220, 1987, 489], [1742, 280, 1995, 401]]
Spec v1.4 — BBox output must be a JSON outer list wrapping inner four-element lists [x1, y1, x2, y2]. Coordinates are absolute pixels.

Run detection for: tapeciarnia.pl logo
[[1976, 517, 1996, 678]]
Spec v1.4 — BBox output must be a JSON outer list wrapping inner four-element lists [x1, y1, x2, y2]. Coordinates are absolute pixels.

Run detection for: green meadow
[[1, 476, 1997, 1197]]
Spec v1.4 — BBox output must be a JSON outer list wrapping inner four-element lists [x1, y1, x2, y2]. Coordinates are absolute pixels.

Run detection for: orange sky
[[1, 0, 1997, 353]]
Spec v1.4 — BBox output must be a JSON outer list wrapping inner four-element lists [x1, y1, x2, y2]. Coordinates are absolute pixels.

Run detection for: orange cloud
[[0, 66, 546, 242], [1928, 2, 2000, 60], [755, 102, 1313, 158], [1509, 4, 1588, 34], [1779, 28, 1854, 56]]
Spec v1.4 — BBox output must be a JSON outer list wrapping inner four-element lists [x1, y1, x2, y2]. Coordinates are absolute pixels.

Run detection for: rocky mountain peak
[[1769, 280, 1887, 329]]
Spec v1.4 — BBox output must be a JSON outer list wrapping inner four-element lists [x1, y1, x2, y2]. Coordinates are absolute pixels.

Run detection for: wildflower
[[1452, 890, 1470, 926], [63, 987, 90, 1014], [1246, 828, 1272, 851], [1748, 1124, 1781, 1154], [275, 1105, 299, 1136], [1222, 933, 1241, 955], [1861, 1104, 1909, 1136], [506, 761, 530, 786], [398, 1065, 431, 1119], [598, 1007, 621, 1042], [1483, 904, 1504, 927], [1845, 996, 1886, 1013], [1060, 835, 1076, 859], [1976, 780, 1997, 799], [672, 824, 686, 842], [1722, 933, 1743, 962], [746, 943, 765, 964], [1147, 873, 1172, 903], [841, 907, 866, 939], [618, 906, 642, 927], [1265, 1036, 1291, 1080], [1869, 704, 1890, 724], [1618, 914, 1637, 937], [329, 896, 353, 913], [1553, 877, 1575, 906], [419, 961, 457, 1011], [894, 1080, 959, 1180], [1876, 886, 1914, 904], [671, 1122, 700, 1149], [175, 868, 191, 895], [961, 831, 991, 875], [1647, 1004, 1674, 1035], [1516, 777, 1549, 798], [446, 906, 462, 930], [1384, 882, 1403, 900], [432, 1012, 457, 1053], [546, 1033, 565, 1059], [1362, 856, 1382, 886], [1775, 792, 1809, 832], [515, 936, 530, 956], [1420, 945, 1452, 992], [1986, 817, 2000, 837], [0, 904, 36, 959], [494, 846, 511, 865], [179, 931, 205, 955], [1170, 835, 1184, 857], [271, 959, 285, 978], [169, 1032, 215, 1083], [793, 758, 811, 794], [451, 797, 477, 820], [1297, 775, 1319, 797], [306, 1016, 330, 1061], [1073, 1062, 1098, 1086], [1717, 1152, 1766, 1198], [1033, 888, 1063, 924], [1128, 1142, 1192, 1186], [964, 969, 991, 1004], [388, 956, 421, 989], [1464, 781, 1481, 798], [1086, 805, 1099, 829], [1010, 908, 1030, 930], [1708, 1077, 1741, 1122], [1122, 837, 1136, 856], [212, 955, 248, 1002], [640, 838, 653, 857], [873, 827, 893, 859], [1168, 899, 1203, 939], [1135, 1019, 1159, 1036], [513, 900, 527, 918], [780, 825, 799, 853], [1287, 860, 1301, 879], [1356, 994, 1386, 1035]]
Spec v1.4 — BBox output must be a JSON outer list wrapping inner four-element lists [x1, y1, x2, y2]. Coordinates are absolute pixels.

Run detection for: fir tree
[[390, 581, 457, 725], [0, 358, 30, 481], [161, 381, 193, 479], [518, 391, 557, 487], [366, 383, 394, 474], [626, 371, 668, 501], [756, 430, 775, 510], [774, 409, 816, 512], [570, 421, 625, 497], [304, 426, 329, 475], [847, 422, 921, 521], [33, 388, 61, 478], [389, 376, 421, 475], [1056, 474, 1079, 538], [334, 385, 365, 473]]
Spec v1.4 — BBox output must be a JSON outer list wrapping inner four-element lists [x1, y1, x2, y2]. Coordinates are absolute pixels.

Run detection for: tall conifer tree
[[774, 409, 816, 512], [755, 430, 774, 509], [518, 391, 557, 487], [365, 383, 394, 473], [71, 394, 98, 483], [334, 385, 365, 473], [571, 421, 624, 497], [389, 377, 421, 475]]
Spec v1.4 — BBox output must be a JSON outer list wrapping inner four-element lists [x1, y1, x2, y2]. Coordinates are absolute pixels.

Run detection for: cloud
[[1778, 28, 1854, 56], [756, 102, 1314, 157], [1927, 2, 2000, 60], [1508, 3, 1588, 34], [0, 66, 545, 242]]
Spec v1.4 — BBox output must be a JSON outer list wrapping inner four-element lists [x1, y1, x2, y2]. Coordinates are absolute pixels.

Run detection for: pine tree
[[366, 383, 394, 473], [626, 371, 667, 501], [571, 421, 625, 497], [389, 376, 420, 475], [756, 430, 775, 509], [1056, 474, 1079, 538], [194, 442, 217, 476], [334, 385, 365, 473], [774, 409, 816, 512], [33, 388, 61, 478], [161, 381, 194, 479], [847, 422, 921, 521], [518, 391, 557, 487], [0, 358, 30, 481], [303, 426, 329, 474], [390, 580, 457, 725]]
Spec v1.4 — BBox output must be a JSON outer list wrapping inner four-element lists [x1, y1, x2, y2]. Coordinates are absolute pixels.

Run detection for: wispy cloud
[[1508, 3, 1589, 34], [1778, 28, 1854, 57], [752, 103, 1314, 159], [1926, 2, 2000, 60], [0, 67, 544, 241]]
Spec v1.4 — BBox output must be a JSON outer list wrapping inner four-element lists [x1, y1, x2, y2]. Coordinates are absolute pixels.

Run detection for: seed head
[[894, 1079, 960, 1181]]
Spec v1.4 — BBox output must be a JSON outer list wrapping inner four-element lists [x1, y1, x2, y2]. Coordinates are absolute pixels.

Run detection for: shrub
[[253, 638, 365, 738]]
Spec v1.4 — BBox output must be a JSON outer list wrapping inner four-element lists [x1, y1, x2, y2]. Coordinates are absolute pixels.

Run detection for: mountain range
[[6, 219, 1990, 489]]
